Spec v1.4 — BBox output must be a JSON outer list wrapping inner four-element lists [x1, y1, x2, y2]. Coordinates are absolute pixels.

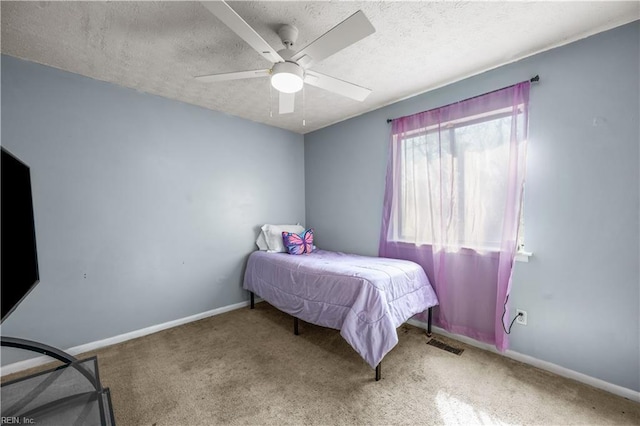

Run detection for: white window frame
[[393, 106, 531, 260]]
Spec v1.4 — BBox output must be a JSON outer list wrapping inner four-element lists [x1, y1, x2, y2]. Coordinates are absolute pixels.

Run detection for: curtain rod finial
[[530, 75, 540, 83]]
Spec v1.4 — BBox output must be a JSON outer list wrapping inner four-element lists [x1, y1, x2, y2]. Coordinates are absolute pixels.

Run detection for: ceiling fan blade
[[195, 69, 271, 83], [304, 71, 371, 102], [279, 92, 295, 114], [292, 11, 374, 67], [200, 1, 283, 64]]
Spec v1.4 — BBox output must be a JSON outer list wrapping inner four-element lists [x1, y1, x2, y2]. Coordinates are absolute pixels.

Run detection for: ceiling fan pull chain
[[302, 86, 306, 127], [269, 78, 273, 118]]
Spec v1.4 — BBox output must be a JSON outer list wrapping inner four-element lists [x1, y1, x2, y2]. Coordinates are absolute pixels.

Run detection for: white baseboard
[[407, 319, 640, 402], [1, 298, 263, 377], [5, 302, 636, 403]]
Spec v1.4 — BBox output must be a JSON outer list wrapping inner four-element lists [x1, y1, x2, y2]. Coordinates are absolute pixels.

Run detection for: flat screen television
[[1, 147, 40, 323]]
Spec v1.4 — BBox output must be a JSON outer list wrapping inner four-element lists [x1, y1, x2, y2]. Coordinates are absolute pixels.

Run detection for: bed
[[243, 249, 439, 380]]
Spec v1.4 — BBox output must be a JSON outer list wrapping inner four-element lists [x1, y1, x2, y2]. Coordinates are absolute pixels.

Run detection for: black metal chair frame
[[0, 336, 115, 424]]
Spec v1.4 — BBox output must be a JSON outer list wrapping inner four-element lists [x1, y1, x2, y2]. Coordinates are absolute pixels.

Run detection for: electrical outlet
[[516, 309, 527, 326]]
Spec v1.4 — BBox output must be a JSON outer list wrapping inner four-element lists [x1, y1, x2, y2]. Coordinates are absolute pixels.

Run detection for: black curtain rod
[[386, 75, 540, 123]]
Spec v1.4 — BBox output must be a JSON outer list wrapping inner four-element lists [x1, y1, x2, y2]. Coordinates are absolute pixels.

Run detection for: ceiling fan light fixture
[[271, 62, 304, 94]]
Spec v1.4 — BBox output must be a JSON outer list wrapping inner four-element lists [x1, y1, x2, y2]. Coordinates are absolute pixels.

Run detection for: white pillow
[[261, 224, 305, 253], [255, 231, 269, 251]]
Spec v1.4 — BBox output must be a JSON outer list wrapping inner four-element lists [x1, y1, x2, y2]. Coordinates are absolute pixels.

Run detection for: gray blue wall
[[305, 22, 639, 392], [1, 55, 305, 365]]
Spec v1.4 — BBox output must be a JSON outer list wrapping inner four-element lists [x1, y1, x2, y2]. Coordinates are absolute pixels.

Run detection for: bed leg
[[294, 317, 299, 335], [250, 292, 255, 309], [427, 307, 433, 337], [375, 363, 381, 381]]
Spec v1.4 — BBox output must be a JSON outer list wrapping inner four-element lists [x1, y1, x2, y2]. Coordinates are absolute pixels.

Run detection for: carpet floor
[[4, 302, 640, 425]]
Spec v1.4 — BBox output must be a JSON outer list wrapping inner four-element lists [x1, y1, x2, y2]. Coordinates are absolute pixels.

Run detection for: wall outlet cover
[[516, 309, 528, 326]]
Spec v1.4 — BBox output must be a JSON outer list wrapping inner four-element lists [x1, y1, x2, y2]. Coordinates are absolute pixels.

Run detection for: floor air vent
[[427, 339, 464, 356]]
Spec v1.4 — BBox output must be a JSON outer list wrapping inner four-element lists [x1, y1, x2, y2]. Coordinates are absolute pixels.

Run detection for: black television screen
[[1, 147, 40, 323]]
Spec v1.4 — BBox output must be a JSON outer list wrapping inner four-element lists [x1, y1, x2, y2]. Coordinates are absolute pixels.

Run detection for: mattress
[[243, 249, 439, 368]]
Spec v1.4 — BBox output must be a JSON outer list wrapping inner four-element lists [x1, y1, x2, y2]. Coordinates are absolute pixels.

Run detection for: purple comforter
[[243, 250, 439, 368]]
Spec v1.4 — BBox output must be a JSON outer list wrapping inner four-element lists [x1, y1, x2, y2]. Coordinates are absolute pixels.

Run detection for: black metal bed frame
[[249, 291, 433, 381]]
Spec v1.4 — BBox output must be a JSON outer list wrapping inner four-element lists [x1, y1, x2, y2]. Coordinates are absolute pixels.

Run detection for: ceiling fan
[[195, 1, 375, 115]]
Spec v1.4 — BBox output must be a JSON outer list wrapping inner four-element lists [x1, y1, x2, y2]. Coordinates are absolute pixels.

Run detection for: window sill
[[515, 250, 533, 263], [387, 240, 532, 262]]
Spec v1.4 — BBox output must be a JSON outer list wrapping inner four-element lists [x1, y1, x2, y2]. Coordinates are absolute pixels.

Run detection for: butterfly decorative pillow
[[282, 228, 314, 255]]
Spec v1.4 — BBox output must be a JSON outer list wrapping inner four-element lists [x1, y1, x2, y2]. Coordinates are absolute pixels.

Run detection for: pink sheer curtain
[[379, 82, 530, 351]]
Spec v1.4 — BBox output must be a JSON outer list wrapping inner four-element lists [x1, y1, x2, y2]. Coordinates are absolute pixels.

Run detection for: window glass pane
[[392, 109, 525, 252]]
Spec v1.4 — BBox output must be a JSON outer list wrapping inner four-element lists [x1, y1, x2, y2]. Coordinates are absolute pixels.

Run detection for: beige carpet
[[4, 303, 640, 425]]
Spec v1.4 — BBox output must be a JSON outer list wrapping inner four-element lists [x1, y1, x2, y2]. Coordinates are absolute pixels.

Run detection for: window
[[387, 105, 527, 253], [380, 82, 531, 351]]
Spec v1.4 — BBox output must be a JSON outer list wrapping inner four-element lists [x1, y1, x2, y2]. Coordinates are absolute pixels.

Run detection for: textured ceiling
[[2, 1, 638, 134]]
